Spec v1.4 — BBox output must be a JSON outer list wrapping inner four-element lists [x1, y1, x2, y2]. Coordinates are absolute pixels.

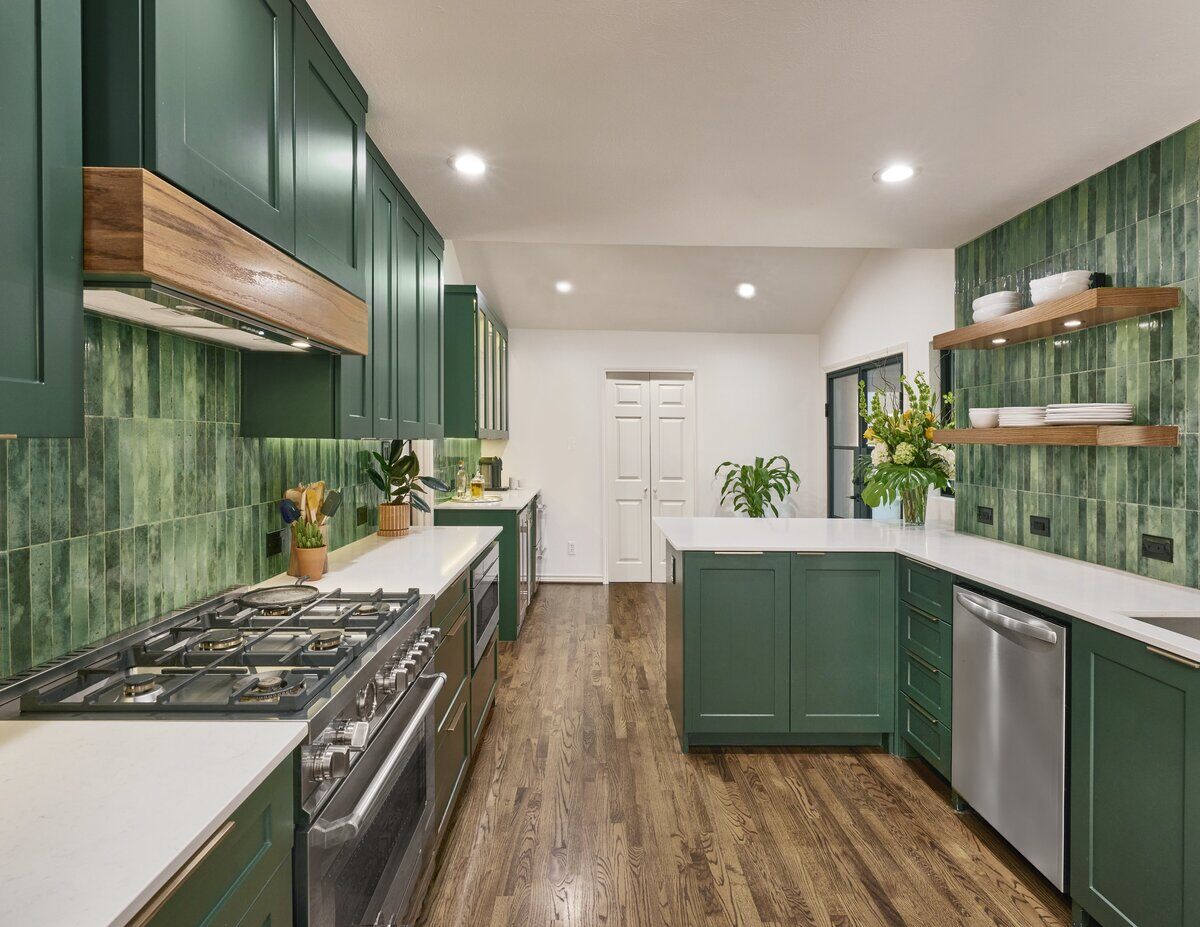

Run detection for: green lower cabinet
[[140, 756, 294, 927], [1070, 621, 1200, 927], [790, 553, 895, 733], [896, 561, 954, 777], [683, 552, 791, 734]]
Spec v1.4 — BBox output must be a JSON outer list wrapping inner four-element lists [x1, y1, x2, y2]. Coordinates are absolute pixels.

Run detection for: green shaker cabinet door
[[684, 553, 790, 733], [791, 553, 895, 733], [1071, 622, 1200, 927], [152, 0, 295, 250], [421, 234, 445, 437], [396, 202, 424, 438], [0, 0, 82, 438], [294, 13, 367, 298]]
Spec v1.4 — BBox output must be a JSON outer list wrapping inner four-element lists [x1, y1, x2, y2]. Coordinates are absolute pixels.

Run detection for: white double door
[[605, 373, 695, 583]]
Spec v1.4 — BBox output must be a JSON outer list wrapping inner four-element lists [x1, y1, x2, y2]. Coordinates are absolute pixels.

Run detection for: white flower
[[871, 444, 891, 466], [929, 445, 955, 479]]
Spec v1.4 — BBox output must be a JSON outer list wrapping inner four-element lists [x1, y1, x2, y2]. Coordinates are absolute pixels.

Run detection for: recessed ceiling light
[[555, 280, 573, 294], [991, 338, 1007, 345], [874, 164, 917, 183], [449, 152, 487, 176], [1063, 319, 1082, 328], [736, 283, 756, 299], [291, 339, 311, 349]]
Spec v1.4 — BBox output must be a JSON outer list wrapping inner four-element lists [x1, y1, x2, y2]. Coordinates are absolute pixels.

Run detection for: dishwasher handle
[[955, 591, 1059, 645]]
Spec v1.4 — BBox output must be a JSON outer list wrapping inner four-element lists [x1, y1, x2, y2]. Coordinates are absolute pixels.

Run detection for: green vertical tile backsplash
[[954, 120, 1200, 587], [0, 314, 383, 677]]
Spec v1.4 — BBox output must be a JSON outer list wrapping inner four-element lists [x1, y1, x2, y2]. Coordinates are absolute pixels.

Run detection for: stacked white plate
[[1044, 403, 1133, 425], [998, 406, 1047, 426], [972, 290, 1021, 322], [1029, 270, 1093, 305]]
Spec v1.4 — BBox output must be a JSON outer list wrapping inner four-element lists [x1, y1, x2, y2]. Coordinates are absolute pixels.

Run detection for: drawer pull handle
[[714, 550, 763, 556], [794, 552, 825, 556], [128, 819, 236, 927], [1147, 646, 1200, 670], [908, 651, 940, 675], [905, 695, 939, 726]]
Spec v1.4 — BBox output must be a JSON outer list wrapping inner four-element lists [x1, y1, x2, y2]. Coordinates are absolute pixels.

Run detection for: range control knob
[[376, 664, 403, 697], [395, 658, 418, 687], [330, 720, 370, 749], [302, 745, 351, 783], [355, 680, 378, 721], [408, 641, 432, 662], [422, 626, 442, 647]]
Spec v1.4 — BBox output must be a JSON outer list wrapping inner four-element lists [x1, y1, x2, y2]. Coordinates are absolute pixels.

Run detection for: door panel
[[651, 377, 695, 583], [826, 356, 902, 519], [395, 203, 423, 438], [153, 0, 294, 250], [606, 377, 652, 582]]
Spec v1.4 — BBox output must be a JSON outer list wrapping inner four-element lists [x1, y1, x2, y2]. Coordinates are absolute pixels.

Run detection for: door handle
[[1147, 646, 1200, 669], [955, 592, 1058, 644]]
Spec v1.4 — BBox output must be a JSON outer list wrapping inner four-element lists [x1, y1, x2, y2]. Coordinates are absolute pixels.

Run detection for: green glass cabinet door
[[421, 231, 444, 437], [0, 0, 82, 438], [151, 0, 295, 250], [396, 201, 424, 439], [1071, 622, 1200, 927], [790, 553, 896, 733], [684, 552, 790, 733], [294, 13, 367, 298]]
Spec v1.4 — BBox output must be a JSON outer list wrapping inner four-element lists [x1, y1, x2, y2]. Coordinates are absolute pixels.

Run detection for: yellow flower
[[925, 427, 935, 440], [925, 411, 934, 422], [863, 427, 875, 441], [902, 409, 912, 420]]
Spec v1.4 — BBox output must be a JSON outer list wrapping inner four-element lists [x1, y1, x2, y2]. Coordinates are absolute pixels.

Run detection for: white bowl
[[1030, 280, 1090, 305], [969, 408, 1000, 428], [973, 304, 1018, 323], [973, 290, 1020, 312]]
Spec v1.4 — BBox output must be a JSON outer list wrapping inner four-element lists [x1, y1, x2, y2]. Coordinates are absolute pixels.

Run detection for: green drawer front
[[434, 683, 470, 835], [143, 757, 294, 927], [899, 558, 953, 622], [901, 694, 951, 780], [433, 600, 471, 730], [900, 648, 952, 726], [432, 571, 469, 628], [900, 601, 953, 673], [471, 630, 499, 745], [234, 858, 293, 927]]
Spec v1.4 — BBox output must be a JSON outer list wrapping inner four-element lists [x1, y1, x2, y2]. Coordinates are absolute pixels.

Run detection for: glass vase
[[900, 485, 929, 527]]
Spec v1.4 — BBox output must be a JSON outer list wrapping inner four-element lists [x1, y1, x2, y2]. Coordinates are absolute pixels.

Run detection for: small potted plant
[[293, 519, 328, 580], [714, 455, 801, 517], [366, 439, 450, 536], [856, 370, 954, 527]]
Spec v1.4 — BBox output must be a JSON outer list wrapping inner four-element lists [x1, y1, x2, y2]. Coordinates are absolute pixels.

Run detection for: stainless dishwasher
[[952, 587, 1068, 890]]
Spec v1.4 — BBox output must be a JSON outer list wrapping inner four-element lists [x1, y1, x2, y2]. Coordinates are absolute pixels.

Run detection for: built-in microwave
[[471, 542, 500, 666]]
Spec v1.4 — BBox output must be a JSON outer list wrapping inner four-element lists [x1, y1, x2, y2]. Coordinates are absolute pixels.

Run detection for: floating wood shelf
[[931, 287, 1180, 351], [934, 426, 1179, 447]]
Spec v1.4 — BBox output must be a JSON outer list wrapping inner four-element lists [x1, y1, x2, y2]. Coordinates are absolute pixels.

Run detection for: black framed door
[[826, 354, 903, 519]]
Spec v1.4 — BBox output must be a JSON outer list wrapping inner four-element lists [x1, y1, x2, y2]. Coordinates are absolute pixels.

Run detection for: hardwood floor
[[418, 583, 1070, 927]]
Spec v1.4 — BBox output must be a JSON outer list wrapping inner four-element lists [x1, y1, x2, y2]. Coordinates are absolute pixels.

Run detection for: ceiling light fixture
[[291, 339, 311, 349], [991, 338, 1007, 345], [449, 152, 487, 176], [874, 164, 916, 183], [1063, 319, 1082, 328], [555, 281, 573, 294], [736, 283, 756, 299]]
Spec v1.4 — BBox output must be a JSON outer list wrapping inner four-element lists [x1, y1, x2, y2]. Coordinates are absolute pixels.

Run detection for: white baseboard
[[538, 574, 604, 584]]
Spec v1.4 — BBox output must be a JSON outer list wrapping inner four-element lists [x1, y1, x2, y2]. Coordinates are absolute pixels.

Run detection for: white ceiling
[[312, 0, 1200, 330], [449, 241, 866, 332]]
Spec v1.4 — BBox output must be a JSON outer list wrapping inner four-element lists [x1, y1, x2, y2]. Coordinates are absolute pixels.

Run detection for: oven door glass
[[473, 551, 500, 663], [302, 674, 443, 927]]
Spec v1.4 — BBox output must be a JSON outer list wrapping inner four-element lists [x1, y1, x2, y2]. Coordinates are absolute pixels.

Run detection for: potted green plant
[[715, 455, 801, 517], [293, 519, 328, 580], [366, 439, 450, 536], [856, 370, 954, 527]]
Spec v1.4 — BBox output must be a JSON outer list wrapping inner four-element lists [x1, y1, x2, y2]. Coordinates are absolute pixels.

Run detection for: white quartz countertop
[[656, 516, 1200, 663], [0, 719, 306, 927], [263, 525, 501, 599], [435, 486, 540, 512]]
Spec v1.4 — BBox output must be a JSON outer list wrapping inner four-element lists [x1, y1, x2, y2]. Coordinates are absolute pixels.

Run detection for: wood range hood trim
[[83, 168, 369, 355]]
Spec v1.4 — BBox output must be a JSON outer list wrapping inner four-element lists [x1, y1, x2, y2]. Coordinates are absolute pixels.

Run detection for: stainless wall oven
[[472, 542, 500, 666], [299, 672, 446, 927]]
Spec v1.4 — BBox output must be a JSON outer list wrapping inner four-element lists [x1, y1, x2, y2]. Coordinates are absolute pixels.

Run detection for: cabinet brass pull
[[1147, 646, 1200, 670], [128, 819, 236, 927], [904, 694, 939, 726], [908, 651, 940, 675], [794, 552, 825, 556], [445, 701, 466, 733], [714, 550, 763, 555], [0, 435, 15, 441]]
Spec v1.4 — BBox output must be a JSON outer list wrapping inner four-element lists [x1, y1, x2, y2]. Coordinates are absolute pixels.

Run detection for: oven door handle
[[311, 673, 446, 849]]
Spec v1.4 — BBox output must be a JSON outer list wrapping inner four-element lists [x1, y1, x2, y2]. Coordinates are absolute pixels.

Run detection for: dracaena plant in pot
[[715, 455, 801, 517], [856, 370, 954, 527], [366, 440, 450, 537]]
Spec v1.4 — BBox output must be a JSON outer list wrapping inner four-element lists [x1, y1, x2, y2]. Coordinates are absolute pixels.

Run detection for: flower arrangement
[[856, 371, 954, 526]]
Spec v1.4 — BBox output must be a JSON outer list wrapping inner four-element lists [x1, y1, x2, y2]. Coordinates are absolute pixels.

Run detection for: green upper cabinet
[[0, 0, 83, 438], [83, 0, 296, 251], [1071, 622, 1200, 927], [683, 552, 791, 734], [421, 236, 445, 438], [292, 10, 367, 298], [395, 200, 424, 439], [791, 553, 896, 733], [444, 285, 509, 440]]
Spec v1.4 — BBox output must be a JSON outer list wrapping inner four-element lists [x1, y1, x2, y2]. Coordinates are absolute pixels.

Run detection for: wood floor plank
[[418, 583, 1071, 927]]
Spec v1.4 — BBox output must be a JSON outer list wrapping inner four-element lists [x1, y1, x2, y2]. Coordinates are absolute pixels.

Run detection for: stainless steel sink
[[1128, 615, 1200, 641]]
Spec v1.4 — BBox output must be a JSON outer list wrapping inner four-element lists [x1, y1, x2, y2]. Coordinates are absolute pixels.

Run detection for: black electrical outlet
[[265, 529, 283, 557], [357, 505, 369, 526], [1030, 515, 1051, 537], [976, 505, 994, 526], [1142, 533, 1174, 563]]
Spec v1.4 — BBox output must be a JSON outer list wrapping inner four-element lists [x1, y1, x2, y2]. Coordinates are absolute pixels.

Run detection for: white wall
[[502, 329, 824, 581]]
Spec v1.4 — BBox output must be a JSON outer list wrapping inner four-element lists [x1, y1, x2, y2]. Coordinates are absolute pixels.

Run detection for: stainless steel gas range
[[1, 583, 447, 927]]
